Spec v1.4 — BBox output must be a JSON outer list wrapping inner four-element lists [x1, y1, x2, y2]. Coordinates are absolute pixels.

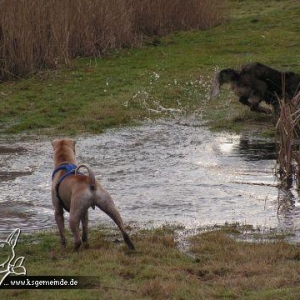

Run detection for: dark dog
[[211, 62, 300, 114], [51, 139, 135, 251]]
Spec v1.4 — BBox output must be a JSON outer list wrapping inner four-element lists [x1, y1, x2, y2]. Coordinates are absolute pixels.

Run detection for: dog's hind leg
[[95, 189, 135, 250], [81, 211, 89, 249], [69, 207, 83, 251]]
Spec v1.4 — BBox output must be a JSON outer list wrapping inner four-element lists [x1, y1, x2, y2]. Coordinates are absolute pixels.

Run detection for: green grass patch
[[1, 0, 300, 135], [2, 226, 300, 299]]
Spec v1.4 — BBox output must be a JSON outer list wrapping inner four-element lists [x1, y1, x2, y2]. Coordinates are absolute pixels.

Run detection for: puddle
[[1, 120, 300, 240]]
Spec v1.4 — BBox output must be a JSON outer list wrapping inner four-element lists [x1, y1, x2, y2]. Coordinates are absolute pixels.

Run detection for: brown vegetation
[[3, 226, 300, 299], [0, 0, 226, 81], [190, 229, 300, 298], [276, 93, 300, 189]]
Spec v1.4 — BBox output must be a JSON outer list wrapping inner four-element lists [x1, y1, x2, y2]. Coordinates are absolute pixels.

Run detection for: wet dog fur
[[211, 62, 300, 114], [51, 139, 135, 251]]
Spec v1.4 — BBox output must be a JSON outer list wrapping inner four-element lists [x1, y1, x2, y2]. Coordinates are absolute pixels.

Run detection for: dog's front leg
[[251, 104, 272, 114], [239, 95, 251, 107], [248, 94, 272, 114], [54, 208, 66, 247]]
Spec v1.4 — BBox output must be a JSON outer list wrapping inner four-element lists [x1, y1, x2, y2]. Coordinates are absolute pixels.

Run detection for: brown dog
[[51, 139, 135, 251]]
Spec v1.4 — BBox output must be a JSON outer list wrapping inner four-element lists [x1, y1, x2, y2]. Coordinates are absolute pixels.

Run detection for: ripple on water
[[0, 121, 300, 236]]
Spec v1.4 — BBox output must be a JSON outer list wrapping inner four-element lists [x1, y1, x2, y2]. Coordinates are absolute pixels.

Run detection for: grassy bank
[[2, 225, 300, 299], [1, 0, 300, 135]]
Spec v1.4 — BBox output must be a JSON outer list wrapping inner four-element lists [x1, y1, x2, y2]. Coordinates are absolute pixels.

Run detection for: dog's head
[[218, 68, 239, 85], [211, 68, 239, 98], [52, 139, 77, 166]]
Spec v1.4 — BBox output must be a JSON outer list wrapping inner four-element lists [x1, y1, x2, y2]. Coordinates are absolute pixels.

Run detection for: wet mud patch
[[0, 141, 33, 182], [0, 146, 27, 155], [0, 170, 33, 182]]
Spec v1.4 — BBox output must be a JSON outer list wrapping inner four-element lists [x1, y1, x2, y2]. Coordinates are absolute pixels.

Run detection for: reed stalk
[[276, 92, 300, 189]]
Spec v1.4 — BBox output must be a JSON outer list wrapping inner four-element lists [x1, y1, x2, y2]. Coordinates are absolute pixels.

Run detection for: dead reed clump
[[129, 0, 225, 36], [275, 92, 300, 189], [0, 0, 226, 81], [0, 0, 136, 79]]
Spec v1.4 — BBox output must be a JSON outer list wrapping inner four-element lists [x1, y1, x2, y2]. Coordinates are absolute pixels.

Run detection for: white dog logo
[[0, 229, 26, 286]]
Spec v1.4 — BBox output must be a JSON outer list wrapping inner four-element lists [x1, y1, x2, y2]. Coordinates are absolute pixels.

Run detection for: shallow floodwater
[[1, 120, 300, 237]]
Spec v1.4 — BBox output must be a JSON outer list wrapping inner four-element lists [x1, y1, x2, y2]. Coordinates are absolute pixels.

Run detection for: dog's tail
[[75, 164, 96, 191]]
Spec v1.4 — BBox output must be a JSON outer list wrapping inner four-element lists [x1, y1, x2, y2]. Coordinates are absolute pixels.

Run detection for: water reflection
[[238, 136, 277, 161]]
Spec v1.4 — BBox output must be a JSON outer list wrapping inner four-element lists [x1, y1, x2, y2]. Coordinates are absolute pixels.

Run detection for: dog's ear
[[51, 140, 58, 148], [211, 71, 221, 98], [72, 140, 76, 153]]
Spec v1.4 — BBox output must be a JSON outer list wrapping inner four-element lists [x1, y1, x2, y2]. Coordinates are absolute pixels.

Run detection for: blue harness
[[52, 163, 79, 212]]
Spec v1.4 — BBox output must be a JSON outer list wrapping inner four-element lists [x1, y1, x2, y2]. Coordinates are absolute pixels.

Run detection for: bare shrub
[[0, 0, 226, 80]]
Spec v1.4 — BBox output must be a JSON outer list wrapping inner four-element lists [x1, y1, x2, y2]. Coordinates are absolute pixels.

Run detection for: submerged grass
[[2, 225, 300, 299], [1, 0, 300, 135]]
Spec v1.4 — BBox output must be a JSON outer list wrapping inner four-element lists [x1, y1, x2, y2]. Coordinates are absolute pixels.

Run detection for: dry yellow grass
[[190, 230, 300, 297], [0, 0, 226, 80]]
